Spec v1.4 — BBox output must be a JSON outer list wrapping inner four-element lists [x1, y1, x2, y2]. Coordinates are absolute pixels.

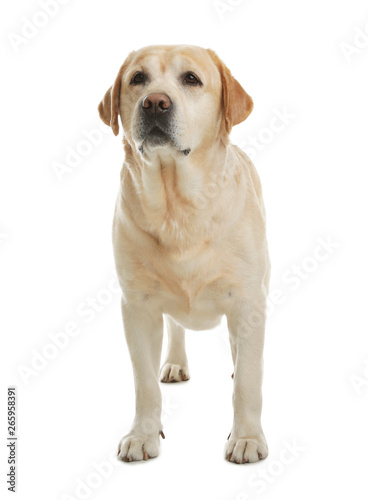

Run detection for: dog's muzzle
[[136, 93, 191, 156], [139, 93, 173, 147]]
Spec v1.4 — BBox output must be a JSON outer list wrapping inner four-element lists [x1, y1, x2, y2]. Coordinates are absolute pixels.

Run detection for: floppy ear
[[207, 49, 253, 133], [98, 64, 125, 136]]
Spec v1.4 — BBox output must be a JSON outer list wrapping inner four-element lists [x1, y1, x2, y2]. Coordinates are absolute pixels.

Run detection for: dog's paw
[[225, 436, 268, 464], [117, 433, 160, 462], [160, 363, 190, 383]]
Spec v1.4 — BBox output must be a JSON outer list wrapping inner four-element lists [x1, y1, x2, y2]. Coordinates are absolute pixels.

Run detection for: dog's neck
[[120, 137, 237, 254]]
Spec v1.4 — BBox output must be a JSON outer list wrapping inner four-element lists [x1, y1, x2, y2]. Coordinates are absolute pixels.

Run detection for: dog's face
[[98, 45, 253, 157], [121, 46, 223, 156]]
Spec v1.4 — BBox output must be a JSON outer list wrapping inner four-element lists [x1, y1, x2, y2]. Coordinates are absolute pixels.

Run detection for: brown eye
[[183, 72, 202, 86], [130, 72, 146, 85]]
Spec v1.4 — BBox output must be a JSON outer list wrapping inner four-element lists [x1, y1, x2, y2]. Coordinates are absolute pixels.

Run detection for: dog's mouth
[[138, 125, 191, 156]]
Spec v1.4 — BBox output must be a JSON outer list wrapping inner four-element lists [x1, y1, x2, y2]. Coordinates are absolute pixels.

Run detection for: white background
[[1, 0, 368, 499]]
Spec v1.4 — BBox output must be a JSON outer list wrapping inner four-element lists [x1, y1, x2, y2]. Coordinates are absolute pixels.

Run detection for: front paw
[[117, 432, 160, 462], [225, 435, 268, 464], [160, 362, 190, 382]]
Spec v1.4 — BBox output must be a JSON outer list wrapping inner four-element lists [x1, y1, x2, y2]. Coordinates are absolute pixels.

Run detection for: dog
[[98, 44, 270, 464]]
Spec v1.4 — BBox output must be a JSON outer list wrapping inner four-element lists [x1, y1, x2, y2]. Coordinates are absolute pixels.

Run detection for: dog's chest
[[152, 253, 236, 330]]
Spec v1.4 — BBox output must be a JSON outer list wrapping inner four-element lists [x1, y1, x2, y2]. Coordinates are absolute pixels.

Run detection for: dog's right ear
[[98, 64, 125, 136]]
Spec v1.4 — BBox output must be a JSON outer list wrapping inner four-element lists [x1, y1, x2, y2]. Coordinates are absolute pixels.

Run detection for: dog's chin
[[144, 127, 170, 148], [137, 127, 191, 157]]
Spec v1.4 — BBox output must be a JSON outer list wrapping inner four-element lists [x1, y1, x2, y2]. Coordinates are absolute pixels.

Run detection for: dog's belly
[[158, 282, 232, 331], [164, 301, 223, 331]]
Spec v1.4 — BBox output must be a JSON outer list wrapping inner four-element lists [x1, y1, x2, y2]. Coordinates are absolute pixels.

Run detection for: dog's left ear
[[207, 49, 253, 133], [98, 64, 125, 136]]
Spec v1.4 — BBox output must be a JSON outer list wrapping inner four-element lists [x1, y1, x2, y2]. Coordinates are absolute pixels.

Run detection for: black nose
[[142, 93, 172, 114]]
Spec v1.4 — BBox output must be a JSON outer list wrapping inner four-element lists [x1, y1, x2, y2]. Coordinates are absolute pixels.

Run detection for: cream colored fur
[[98, 45, 270, 464]]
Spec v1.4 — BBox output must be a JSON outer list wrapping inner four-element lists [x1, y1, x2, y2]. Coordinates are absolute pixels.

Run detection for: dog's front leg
[[225, 295, 269, 464], [117, 301, 164, 462]]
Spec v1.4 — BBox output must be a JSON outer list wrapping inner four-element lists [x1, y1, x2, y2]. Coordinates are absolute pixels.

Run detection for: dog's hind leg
[[160, 315, 190, 383]]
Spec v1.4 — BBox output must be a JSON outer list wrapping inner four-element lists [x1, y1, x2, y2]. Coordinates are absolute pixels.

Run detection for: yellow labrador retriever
[[98, 45, 270, 464]]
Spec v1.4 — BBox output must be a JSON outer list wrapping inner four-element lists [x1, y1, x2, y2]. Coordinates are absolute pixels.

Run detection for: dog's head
[[98, 45, 253, 157]]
